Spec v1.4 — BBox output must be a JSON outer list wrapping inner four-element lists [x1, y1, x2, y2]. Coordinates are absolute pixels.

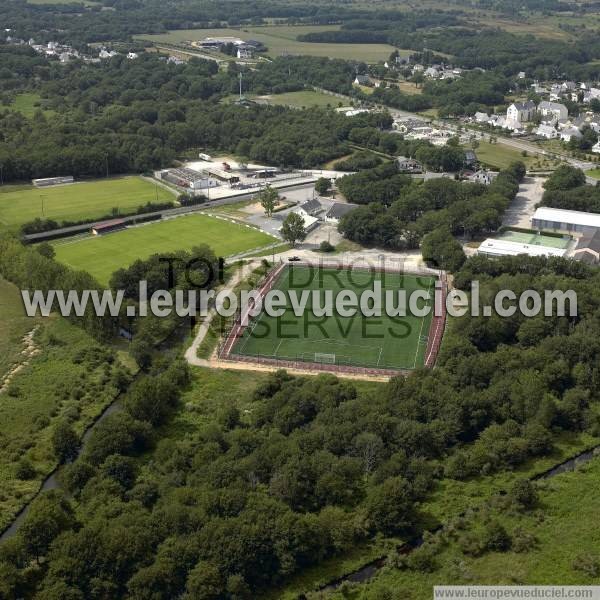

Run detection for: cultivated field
[[0, 176, 174, 230], [232, 265, 435, 370], [53, 214, 276, 284], [136, 25, 398, 62]]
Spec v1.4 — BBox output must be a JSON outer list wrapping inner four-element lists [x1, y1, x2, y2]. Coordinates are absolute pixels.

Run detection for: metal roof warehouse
[[531, 207, 600, 233]]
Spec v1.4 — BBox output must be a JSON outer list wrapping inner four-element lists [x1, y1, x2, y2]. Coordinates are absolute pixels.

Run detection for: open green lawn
[[257, 90, 341, 108], [53, 214, 276, 284], [232, 266, 435, 370], [0, 176, 174, 230], [136, 25, 398, 63], [0, 283, 123, 531], [586, 168, 600, 180], [475, 141, 536, 170], [8, 93, 55, 118]]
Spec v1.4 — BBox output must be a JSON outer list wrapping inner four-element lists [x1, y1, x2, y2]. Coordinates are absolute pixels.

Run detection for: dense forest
[[337, 162, 525, 262]]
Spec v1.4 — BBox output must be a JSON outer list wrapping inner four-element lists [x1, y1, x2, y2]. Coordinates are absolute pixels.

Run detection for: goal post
[[314, 352, 336, 364]]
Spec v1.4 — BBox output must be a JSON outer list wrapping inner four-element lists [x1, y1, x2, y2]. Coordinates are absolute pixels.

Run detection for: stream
[[318, 444, 600, 593]]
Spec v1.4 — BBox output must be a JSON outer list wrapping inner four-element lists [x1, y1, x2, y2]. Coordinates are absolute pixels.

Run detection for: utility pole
[[239, 72, 243, 101]]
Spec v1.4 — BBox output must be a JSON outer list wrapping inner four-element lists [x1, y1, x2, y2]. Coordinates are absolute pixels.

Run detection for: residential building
[[354, 75, 370, 85], [560, 127, 583, 142], [538, 101, 568, 122], [574, 229, 600, 264], [396, 156, 423, 173], [474, 112, 489, 124], [297, 199, 322, 217], [531, 207, 600, 234], [592, 140, 600, 154], [506, 101, 536, 129], [324, 203, 359, 224], [536, 124, 559, 139], [468, 170, 497, 185]]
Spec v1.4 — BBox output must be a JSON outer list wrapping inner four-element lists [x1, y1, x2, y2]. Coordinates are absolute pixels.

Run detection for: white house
[[396, 156, 423, 173], [560, 127, 583, 142], [236, 47, 253, 59], [506, 101, 536, 129], [517, 71, 526, 79], [538, 101, 568, 123], [474, 112, 489, 124], [592, 140, 600, 154], [536, 124, 558, 139], [296, 199, 322, 218], [99, 49, 117, 59], [354, 75, 370, 85], [468, 170, 497, 185], [583, 88, 600, 104], [424, 67, 440, 78], [126, 52, 139, 60]]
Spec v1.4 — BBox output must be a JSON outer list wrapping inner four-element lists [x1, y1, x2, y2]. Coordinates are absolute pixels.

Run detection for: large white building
[[478, 238, 567, 258], [506, 100, 536, 129], [531, 207, 600, 234]]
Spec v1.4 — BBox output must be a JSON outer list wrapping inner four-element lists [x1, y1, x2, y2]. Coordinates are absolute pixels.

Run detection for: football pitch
[[231, 266, 436, 370], [0, 176, 174, 230], [53, 214, 276, 285]]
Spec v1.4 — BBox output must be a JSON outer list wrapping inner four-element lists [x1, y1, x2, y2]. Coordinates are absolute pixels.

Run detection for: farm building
[[91, 218, 126, 235], [531, 207, 600, 234], [32, 176, 74, 187]]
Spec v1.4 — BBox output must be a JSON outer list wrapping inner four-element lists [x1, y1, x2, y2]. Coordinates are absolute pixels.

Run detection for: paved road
[[502, 176, 544, 229]]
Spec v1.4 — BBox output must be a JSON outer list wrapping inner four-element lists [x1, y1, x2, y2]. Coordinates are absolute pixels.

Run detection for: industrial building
[[531, 207, 600, 234], [158, 168, 219, 191]]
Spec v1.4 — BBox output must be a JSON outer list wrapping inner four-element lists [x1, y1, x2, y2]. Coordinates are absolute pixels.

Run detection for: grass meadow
[[0, 279, 123, 531], [0, 176, 174, 230], [52, 214, 276, 284], [8, 93, 55, 118], [232, 266, 435, 370]]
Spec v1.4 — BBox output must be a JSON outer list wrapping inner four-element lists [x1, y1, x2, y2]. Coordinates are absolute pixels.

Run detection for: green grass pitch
[[52, 214, 276, 285], [0, 176, 174, 230], [232, 266, 435, 370]]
